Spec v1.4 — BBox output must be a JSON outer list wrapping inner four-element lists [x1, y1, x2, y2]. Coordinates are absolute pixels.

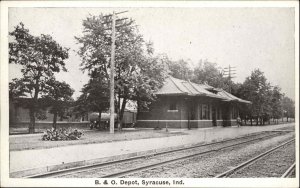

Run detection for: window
[[168, 101, 178, 112], [232, 107, 238, 119], [201, 104, 210, 120]]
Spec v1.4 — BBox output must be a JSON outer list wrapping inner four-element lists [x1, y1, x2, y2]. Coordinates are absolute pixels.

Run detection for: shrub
[[42, 127, 83, 141]]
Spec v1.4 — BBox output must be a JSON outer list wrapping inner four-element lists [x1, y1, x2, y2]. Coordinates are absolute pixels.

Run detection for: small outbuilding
[[136, 76, 251, 129]]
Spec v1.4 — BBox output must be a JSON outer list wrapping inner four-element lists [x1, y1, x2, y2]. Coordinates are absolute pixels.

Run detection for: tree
[[239, 69, 272, 125], [131, 53, 169, 113], [74, 72, 110, 125], [75, 14, 167, 129], [9, 23, 69, 133], [192, 59, 229, 90], [72, 93, 89, 121], [281, 96, 295, 122], [43, 77, 74, 129], [270, 86, 283, 123], [167, 58, 193, 80]]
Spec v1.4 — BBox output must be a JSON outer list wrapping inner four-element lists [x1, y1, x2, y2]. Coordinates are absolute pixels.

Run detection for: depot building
[[136, 76, 251, 129]]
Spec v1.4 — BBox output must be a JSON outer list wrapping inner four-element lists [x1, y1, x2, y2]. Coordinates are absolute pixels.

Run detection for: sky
[[8, 7, 295, 100]]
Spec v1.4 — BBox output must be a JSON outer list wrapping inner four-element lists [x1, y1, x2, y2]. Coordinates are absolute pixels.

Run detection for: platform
[[9, 123, 295, 177]]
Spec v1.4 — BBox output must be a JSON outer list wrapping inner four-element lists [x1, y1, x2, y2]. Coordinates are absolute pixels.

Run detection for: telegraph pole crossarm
[[223, 65, 237, 94]]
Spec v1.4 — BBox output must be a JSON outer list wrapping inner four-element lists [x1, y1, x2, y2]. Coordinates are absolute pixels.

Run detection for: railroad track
[[26, 130, 292, 178], [214, 139, 295, 178], [281, 162, 296, 178]]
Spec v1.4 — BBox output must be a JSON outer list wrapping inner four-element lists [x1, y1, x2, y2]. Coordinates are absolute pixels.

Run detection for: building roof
[[214, 88, 251, 104], [156, 77, 223, 98], [156, 76, 251, 104]]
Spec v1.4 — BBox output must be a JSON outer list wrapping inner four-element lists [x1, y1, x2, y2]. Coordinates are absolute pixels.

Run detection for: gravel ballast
[[125, 132, 295, 178], [54, 132, 295, 178], [230, 142, 295, 178]]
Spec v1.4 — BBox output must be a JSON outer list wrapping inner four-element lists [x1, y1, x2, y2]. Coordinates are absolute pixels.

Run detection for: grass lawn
[[9, 128, 188, 151]]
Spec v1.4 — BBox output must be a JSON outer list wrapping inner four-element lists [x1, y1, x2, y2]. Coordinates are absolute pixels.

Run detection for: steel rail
[[98, 132, 286, 178], [26, 131, 273, 178], [281, 162, 296, 178], [26, 131, 287, 178], [215, 139, 295, 178]]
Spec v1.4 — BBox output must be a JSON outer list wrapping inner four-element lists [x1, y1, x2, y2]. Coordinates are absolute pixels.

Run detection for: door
[[188, 99, 196, 129], [212, 106, 217, 126]]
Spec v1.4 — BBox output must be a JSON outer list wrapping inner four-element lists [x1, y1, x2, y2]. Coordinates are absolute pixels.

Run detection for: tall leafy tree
[[9, 23, 69, 133], [167, 58, 193, 80], [270, 86, 283, 123], [131, 53, 169, 113], [239, 69, 272, 125], [74, 72, 110, 124], [192, 60, 230, 90], [72, 93, 89, 121], [43, 78, 74, 129], [75, 14, 167, 129], [281, 96, 295, 122]]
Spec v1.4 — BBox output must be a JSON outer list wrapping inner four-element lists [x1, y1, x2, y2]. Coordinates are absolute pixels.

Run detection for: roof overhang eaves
[[156, 92, 190, 96], [193, 93, 226, 99], [239, 100, 252, 104], [225, 99, 252, 104], [231, 99, 252, 104]]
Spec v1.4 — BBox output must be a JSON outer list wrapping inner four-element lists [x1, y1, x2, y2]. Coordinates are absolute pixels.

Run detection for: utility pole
[[223, 65, 236, 93], [103, 10, 129, 134], [109, 11, 116, 134]]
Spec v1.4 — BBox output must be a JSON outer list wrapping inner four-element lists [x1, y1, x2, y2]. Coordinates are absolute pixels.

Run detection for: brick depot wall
[[137, 96, 188, 129], [138, 96, 186, 121], [136, 120, 218, 129], [136, 121, 188, 129], [136, 96, 213, 129], [190, 120, 213, 128], [136, 96, 238, 129], [216, 120, 223, 126], [223, 120, 238, 127], [136, 120, 237, 129]]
